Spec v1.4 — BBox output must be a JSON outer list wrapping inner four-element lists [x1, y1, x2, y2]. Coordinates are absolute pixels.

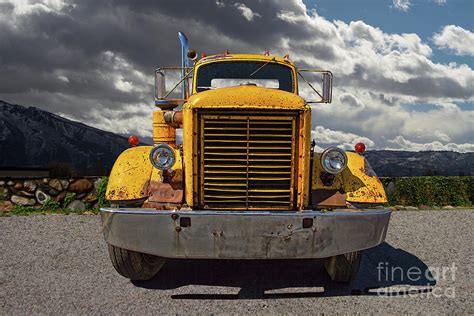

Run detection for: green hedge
[[381, 176, 473, 207]]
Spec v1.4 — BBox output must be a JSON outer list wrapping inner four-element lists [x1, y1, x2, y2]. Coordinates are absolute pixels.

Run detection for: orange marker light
[[128, 135, 140, 147], [355, 142, 366, 154]]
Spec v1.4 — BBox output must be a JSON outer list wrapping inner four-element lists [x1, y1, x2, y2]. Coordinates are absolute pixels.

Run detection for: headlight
[[150, 144, 176, 170], [320, 147, 347, 174]]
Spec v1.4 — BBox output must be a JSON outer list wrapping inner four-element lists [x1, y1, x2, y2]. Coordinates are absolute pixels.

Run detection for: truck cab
[[101, 32, 391, 283]]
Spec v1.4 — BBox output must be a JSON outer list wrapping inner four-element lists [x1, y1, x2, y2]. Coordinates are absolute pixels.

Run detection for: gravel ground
[[1, 210, 473, 314]]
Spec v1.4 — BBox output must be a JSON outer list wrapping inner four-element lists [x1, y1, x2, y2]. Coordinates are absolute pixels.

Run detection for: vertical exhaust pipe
[[177, 31, 189, 100]]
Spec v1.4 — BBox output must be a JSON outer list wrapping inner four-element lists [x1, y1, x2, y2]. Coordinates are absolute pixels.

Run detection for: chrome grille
[[199, 113, 297, 210]]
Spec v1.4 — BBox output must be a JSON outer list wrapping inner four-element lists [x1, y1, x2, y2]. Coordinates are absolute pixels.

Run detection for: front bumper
[[100, 208, 391, 259]]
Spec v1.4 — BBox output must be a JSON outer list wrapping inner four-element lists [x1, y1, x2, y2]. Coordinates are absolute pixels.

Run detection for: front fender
[[106, 146, 153, 201], [106, 146, 183, 205], [311, 152, 387, 207]]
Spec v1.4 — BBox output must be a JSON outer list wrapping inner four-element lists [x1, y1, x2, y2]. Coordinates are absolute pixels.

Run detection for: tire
[[107, 244, 166, 281], [324, 251, 362, 282]]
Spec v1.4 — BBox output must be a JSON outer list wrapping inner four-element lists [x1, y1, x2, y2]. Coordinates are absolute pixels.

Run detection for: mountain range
[[0, 100, 129, 176], [0, 100, 472, 177]]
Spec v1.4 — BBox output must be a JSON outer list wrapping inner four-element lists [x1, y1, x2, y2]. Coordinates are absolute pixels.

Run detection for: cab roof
[[195, 53, 296, 67]]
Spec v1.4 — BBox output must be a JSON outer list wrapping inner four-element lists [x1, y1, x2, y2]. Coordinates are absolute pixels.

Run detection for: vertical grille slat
[[199, 113, 297, 211]]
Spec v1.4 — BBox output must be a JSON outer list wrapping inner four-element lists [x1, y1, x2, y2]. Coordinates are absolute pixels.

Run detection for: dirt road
[[1, 210, 473, 313]]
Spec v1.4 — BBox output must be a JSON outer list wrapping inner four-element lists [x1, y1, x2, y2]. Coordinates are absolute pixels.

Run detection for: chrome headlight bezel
[[149, 144, 176, 170], [320, 147, 348, 174]]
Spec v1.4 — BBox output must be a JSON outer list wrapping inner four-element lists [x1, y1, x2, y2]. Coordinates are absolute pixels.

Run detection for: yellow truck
[[100, 32, 391, 282]]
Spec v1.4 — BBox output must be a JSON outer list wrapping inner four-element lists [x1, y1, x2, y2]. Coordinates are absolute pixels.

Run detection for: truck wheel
[[324, 251, 362, 282], [107, 244, 165, 281]]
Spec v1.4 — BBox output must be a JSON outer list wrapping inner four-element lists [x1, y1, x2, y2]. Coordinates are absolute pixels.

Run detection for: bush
[[62, 192, 76, 209], [40, 198, 60, 212], [96, 176, 110, 209], [10, 205, 38, 215], [381, 176, 473, 207]]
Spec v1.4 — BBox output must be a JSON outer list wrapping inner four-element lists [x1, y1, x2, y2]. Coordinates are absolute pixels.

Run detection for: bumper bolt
[[175, 226, 182, 232], [171, 214, 179, 220]]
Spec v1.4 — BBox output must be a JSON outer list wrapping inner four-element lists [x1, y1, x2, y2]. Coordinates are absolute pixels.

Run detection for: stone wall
[[0, 177, 103, 212]]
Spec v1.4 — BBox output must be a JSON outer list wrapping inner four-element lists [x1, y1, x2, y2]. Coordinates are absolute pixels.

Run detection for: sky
[[0, 0, 473, 152]]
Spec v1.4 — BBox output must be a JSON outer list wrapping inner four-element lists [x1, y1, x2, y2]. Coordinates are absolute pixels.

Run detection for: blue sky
[[306, 0, 474, 67]]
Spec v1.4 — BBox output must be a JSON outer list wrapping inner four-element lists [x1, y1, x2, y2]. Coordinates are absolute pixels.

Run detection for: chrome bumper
[[100, 208, 391, 259]]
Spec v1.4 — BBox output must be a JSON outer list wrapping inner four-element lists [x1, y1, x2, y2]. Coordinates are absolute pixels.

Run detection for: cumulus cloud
[[0, 0, 472, 152], [433, 25, 474, 56], [311, 126, 375, 151], [392, 0, 411, 11], [387, 136, 474, 153], [234, 3, 261, 21], [6, 0, 68, 15]]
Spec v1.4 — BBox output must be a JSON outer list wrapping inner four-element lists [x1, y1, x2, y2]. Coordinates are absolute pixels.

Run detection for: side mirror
[[154, 70, 179, 110], [297, 69, 333, 103], [322, 72, 333, 103], [155, 70, 166, 99]]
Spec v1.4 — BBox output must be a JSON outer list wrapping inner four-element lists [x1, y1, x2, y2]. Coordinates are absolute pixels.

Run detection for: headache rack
[[197, 111, 299, 211]]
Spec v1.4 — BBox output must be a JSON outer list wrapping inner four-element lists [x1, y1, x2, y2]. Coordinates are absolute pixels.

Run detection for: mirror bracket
[[297, 69, 333, 103], [154, 67, 194, 109]]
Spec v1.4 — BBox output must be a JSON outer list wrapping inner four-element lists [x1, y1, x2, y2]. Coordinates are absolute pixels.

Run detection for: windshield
[[195, 61, 294, 93]]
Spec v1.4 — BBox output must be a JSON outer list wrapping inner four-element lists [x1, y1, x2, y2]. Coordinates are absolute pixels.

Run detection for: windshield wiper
[[249, 57, 276, 77]]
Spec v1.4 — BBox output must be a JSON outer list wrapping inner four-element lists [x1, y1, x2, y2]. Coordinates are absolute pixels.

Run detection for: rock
[[0, 180, 5, 186], [60, 180, 69, 190], [84, 191, 98, 203], [38, 184, 59, 196], [419, 205, 431, 210], [2, 201, 14, 211], [55, 191, 67, 202], [394, 205, 406, 211], [69, 179, 93, 193], [13, 182, 23, 189], [442, 205, 455, 209], [405, 206, 419, 211], [388, 206, 397, 212], [83, 211, 95, 215], [385, 181, 395, 195], [48, 179, 63, 191], [17, 190, 34, 197], [23, 180, 38, 192], [11, 195, 36, 206], [7, 181, 14, 186], [9, 186, 19, 195], [42, 178, 49, 184], [0, 186, 7, 197], [76, 193, 87, 200], [35, 189, 51, 205], [67, 200, 85, 212], [93, 178, 103, 190]]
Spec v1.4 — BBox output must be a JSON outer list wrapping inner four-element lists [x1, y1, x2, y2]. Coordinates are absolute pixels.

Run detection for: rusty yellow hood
[[183, 86, 307, 110]]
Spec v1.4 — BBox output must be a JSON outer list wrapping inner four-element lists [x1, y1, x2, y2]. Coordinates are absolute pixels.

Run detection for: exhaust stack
[[152, 32, 188, 145], [178, 31, 189, 99]]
